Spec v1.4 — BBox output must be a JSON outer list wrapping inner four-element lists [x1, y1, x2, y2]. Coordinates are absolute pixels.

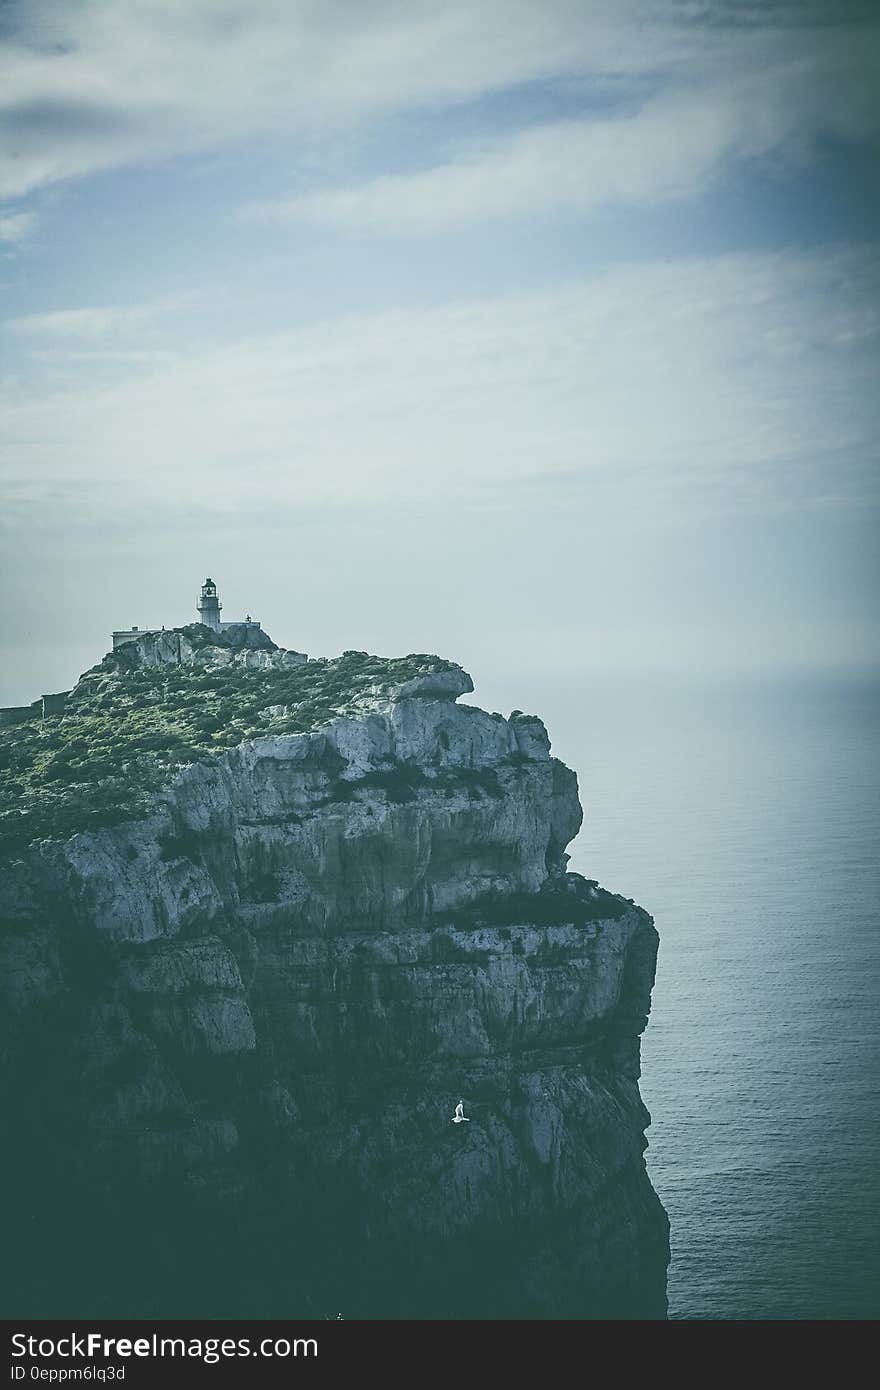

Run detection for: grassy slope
[[0, 647, 456, 857]]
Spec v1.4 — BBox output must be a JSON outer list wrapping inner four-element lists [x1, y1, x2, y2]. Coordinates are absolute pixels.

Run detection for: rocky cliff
[[0, 628, 669, 1319]]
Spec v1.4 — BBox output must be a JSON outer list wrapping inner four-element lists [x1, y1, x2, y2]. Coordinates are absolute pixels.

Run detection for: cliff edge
[[0, 627, 669, 1318]]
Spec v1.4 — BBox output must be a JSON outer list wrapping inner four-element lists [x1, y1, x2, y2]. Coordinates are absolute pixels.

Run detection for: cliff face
[[0, 635, 668, 1319]]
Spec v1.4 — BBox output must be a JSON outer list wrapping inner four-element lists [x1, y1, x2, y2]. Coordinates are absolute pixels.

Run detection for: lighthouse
[[112, 577, 262, 649], [197, 577, 222, 631]]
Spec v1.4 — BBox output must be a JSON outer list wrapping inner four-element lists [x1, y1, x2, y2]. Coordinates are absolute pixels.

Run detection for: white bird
[[452, 1100, 470, 1123]]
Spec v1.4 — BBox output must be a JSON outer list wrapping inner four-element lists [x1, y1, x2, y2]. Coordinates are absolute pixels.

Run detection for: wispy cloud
[[243, 42, 880, 231], [2, 244, 877, 525], [6, 303, 157, 338], [0, 1, 649, 201], [0, 210, 34, 242], [4, 292, 198, 340], [3, 1, 877, 211]]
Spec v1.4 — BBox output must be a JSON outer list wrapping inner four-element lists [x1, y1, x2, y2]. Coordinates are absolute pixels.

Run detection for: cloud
[[0, 210, 34, 242], [243, 38, 880, 231], [2, 0, 877, 209], [0, 1, 652, 201], [2, 243, 877, 527], [6, 304, 155, 338], [3, 292, 199, 340]]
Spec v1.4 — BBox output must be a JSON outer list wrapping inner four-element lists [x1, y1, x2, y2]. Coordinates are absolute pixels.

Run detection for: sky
[[1, 0, 879, 705]]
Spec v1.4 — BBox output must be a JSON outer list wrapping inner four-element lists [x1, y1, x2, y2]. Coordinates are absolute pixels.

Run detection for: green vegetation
[[447, 883, 629, 929], [0, 646, 456, 858], [330, 763, 504, 806]]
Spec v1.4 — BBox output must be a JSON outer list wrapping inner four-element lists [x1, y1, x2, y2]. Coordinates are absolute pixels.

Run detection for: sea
[[475, 670, 880, 1321]]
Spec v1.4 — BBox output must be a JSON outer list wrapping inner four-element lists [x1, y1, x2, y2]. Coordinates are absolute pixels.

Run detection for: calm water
[[475, 671, 880, 1320]]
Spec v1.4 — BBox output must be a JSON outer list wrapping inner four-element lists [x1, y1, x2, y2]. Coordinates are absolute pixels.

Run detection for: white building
[[112, 578, 262, 649]]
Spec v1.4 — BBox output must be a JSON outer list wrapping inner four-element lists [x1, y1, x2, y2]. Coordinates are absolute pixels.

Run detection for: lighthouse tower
[[197, 577, 222, 631], [112, 577, 262, 649]]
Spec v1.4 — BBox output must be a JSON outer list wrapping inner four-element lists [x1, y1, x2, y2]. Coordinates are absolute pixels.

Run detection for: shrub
[[249, 871, 282, 903], [0, 647, 462, 857], [157, 831, 204, 864]]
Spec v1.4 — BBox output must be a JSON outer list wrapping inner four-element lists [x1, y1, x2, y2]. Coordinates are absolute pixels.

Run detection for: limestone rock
[[0, 644, 668, 1320], [385, 665, 474, 702]]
